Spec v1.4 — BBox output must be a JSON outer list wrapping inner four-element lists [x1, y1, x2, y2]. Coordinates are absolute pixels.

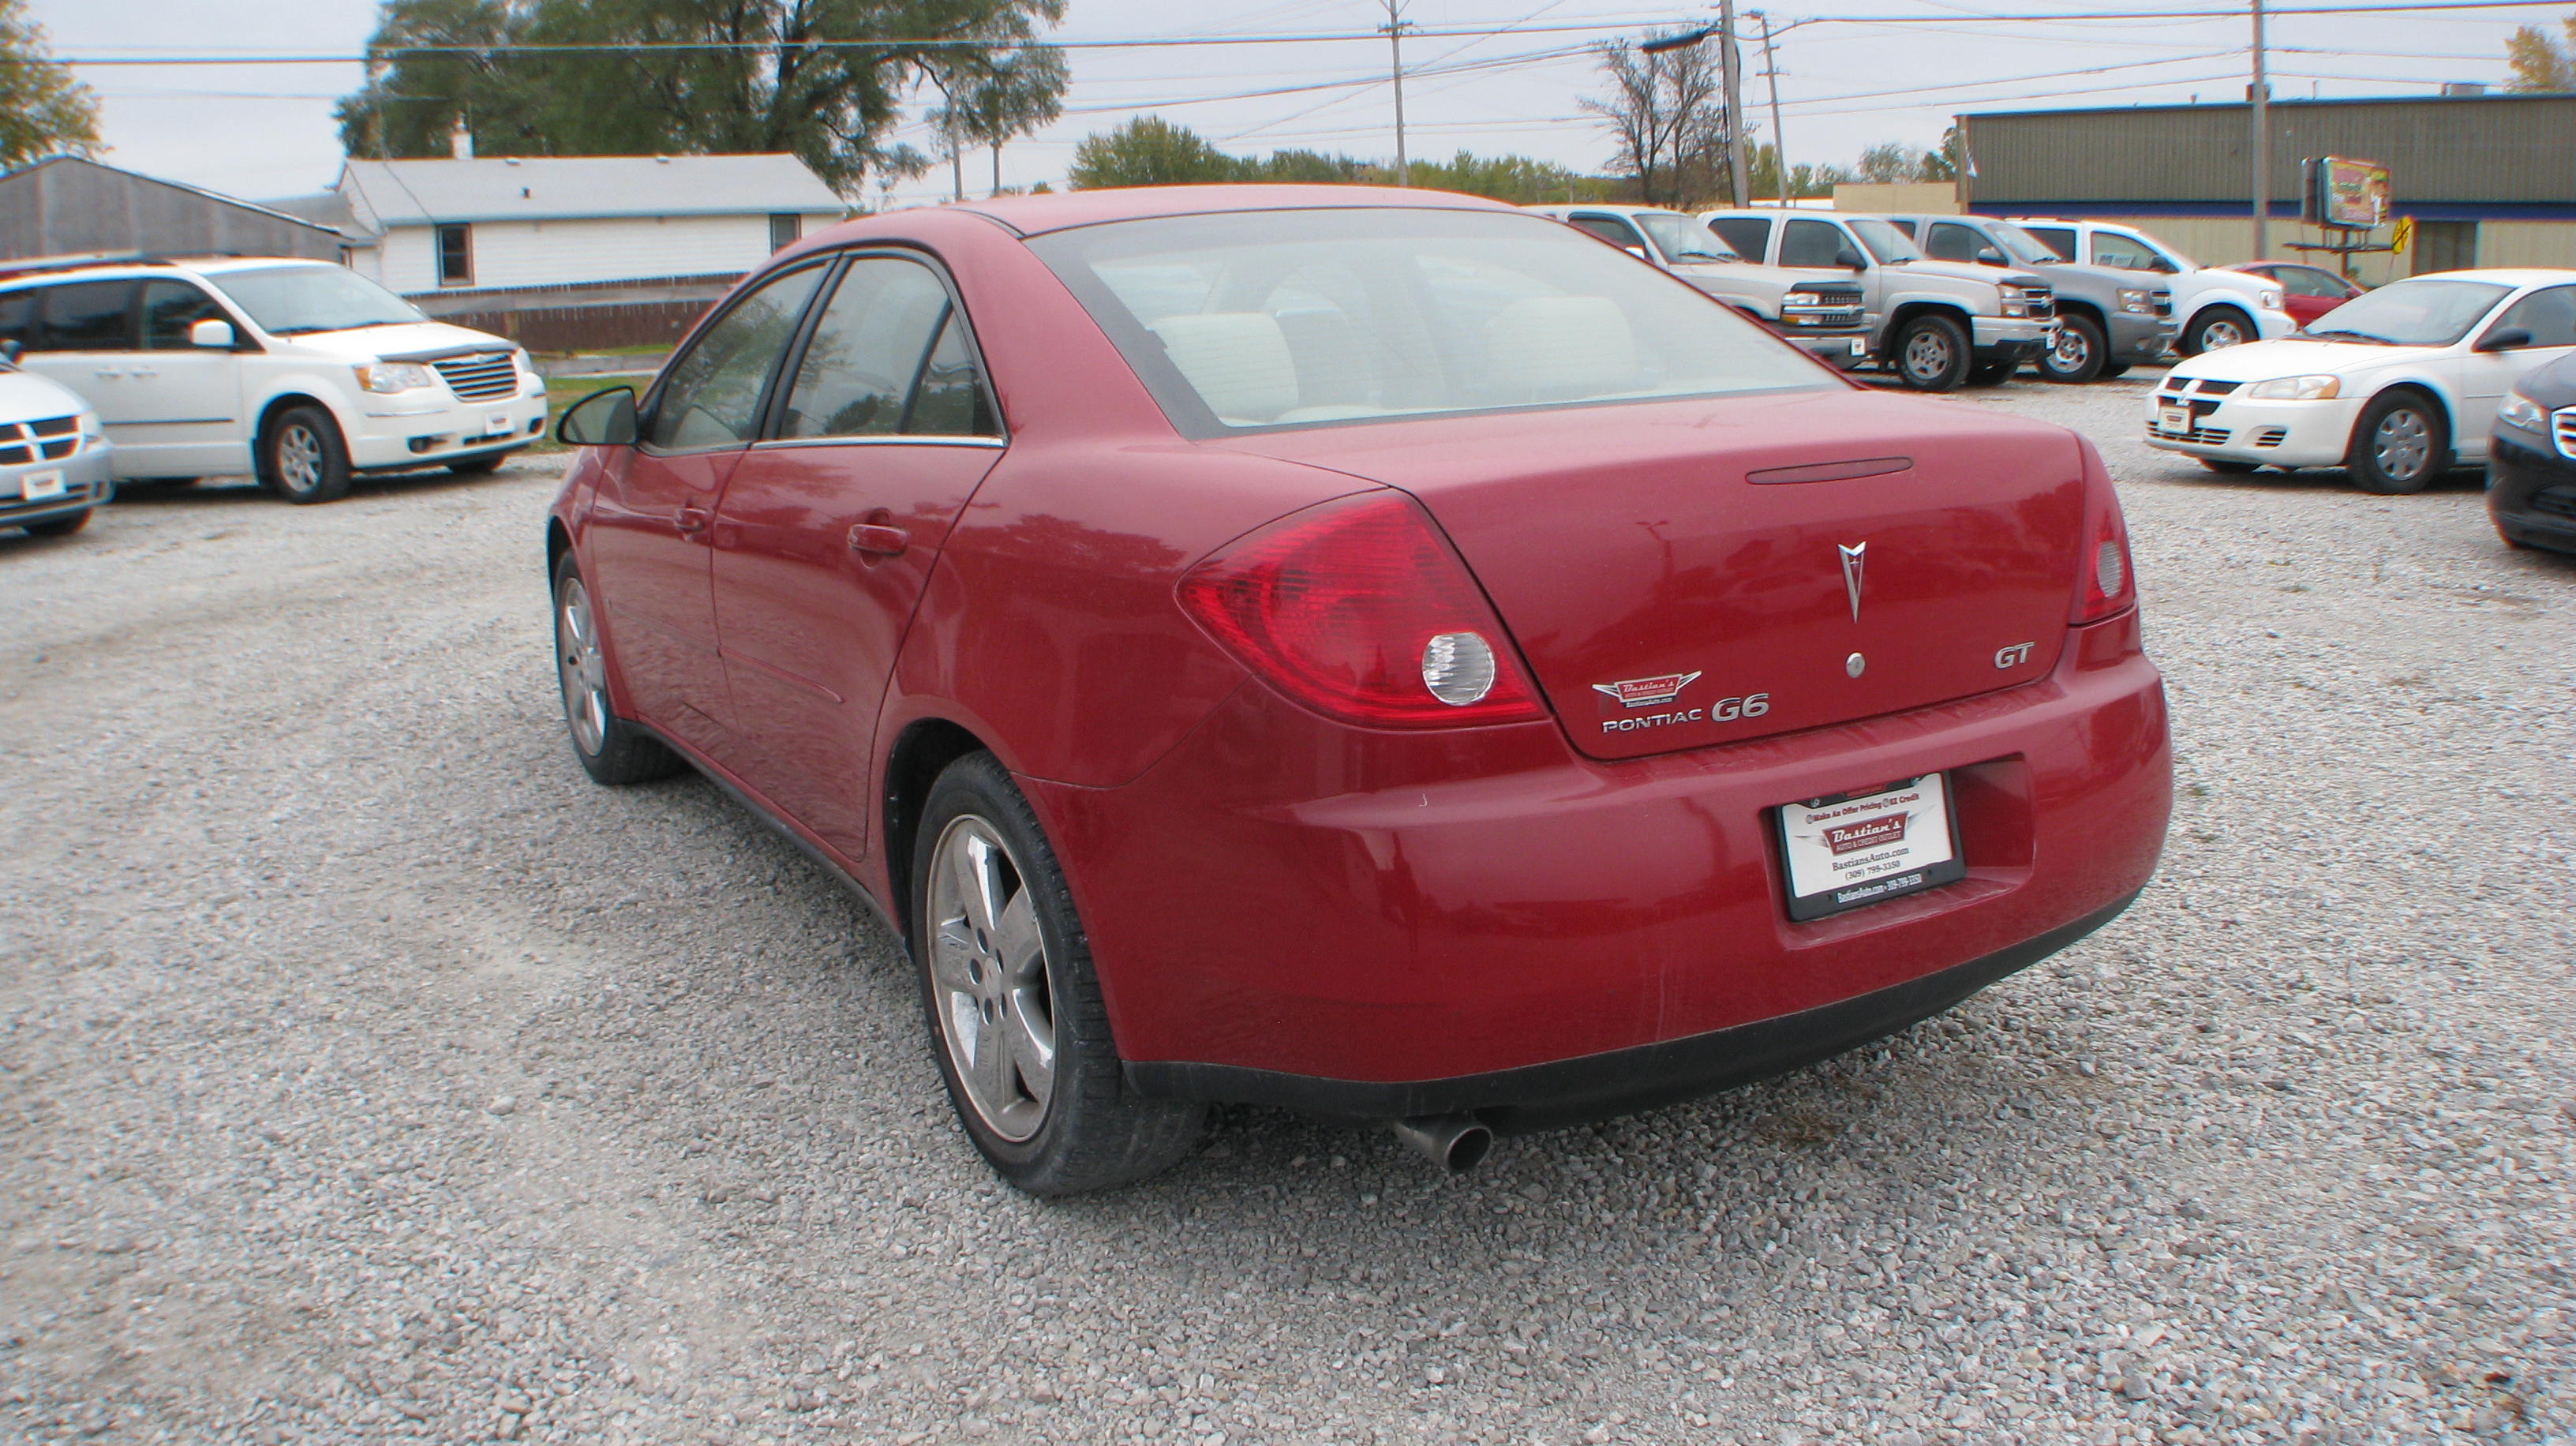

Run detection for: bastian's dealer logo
[[1591, 671, 1769, 733], [1822, 812, 1910, 856]]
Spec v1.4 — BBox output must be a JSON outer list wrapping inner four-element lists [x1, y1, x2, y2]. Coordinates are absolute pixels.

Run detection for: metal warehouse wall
[[1962, 95, 2576, 209], [0, 158, 343, 262]]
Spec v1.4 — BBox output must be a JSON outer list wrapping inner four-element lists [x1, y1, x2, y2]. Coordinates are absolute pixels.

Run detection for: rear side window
[[646, 264, 826, 451], [2022, 227, 2077, 260], [142, 280, 231, 349], [1780, 219, 1848, 268], [37, 279, 140, 351], [1708, 216, 1769, 260], [777, 256, 997, 439]]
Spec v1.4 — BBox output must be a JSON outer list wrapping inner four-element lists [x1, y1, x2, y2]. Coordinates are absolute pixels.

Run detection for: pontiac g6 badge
[[1592, 671, 1702, 709], [1592, 671, 1769, 734]]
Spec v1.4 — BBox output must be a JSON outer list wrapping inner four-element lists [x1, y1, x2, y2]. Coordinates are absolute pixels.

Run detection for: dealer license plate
[[18, 469, 64, 501], [2157, 405, 2192, 436], [1777, 774, 1966, 921]]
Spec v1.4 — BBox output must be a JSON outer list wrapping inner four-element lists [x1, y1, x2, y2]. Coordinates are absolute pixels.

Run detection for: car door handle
[[676, 506, 711, 535], [847, 523, 910, 556]]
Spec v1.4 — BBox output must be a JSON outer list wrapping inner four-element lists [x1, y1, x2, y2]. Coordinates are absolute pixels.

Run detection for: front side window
[[1926, 222, 1988, 264], [1986, 223, 2064, 267], [209, 264, 423, 335], [2488, 285, 2576, 349], [646, 264, 826, 451], [1029, 207, 1831, 436], [1780, 219, 1850, 269], [1567, 215, 1647, 253], [2301, 278, 2511, 347], [779, 257, 996, 439], [36, 279, 140, 351], [1847, 219, 1923, 264], [2088, 231, 2168, 271], [1707, 215, 1770, 260], [142, 280, 231, 349], [437, 223, 473, 286]]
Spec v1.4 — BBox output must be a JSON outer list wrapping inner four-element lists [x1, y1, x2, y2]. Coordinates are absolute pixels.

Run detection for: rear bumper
[[1032, 612, 2170, 1107], [2488, 431, 2576, 553]]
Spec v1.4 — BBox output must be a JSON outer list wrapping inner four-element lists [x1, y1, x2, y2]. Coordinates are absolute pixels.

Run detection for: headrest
[[1482, 296, 1639, 401], [1149, 312, 1301, 423]]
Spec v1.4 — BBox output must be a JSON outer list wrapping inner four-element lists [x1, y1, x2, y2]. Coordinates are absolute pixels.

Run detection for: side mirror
[[190, 319, 235, 349], [2474, 326, 2533, 354], [2148, 256, 2179, 274], [1975, 246, 2005, 266], [557, 385, 638, 447], [1836, 247, 1866, 271], [0, 338, 19, 364]]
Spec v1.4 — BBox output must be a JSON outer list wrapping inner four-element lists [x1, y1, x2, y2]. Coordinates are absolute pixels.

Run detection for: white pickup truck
[[1702, 209, 2055, 391], [1523, 204, 1871, 370], [2008, 219, 2295, 357]]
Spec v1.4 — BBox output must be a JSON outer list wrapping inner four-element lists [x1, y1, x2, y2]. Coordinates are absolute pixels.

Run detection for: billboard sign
[[2307, 155, 2391, 230]]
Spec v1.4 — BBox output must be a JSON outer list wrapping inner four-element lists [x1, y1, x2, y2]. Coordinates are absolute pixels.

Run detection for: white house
[[331, 152, 846, 297]]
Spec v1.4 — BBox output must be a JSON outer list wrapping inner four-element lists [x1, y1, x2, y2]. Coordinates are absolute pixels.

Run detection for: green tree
[[1407, 150, 1586, 204], [1580, 35, 1729, 208], [1856, 139, 1949, 185], [335, 0, 1068, 195], [1746, 143, 1847, 201], [2504, 12, 2576, 90], [1065, 116, 1243, 188], [0, 0, 102, 168]]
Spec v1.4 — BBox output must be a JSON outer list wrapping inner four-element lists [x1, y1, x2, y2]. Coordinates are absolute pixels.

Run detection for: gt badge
[[1994, 641, 2036, 669], [1592, 671, 1702, 709]]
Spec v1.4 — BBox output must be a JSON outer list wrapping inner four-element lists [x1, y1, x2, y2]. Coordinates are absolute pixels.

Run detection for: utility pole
[[1719, 0, 1749, 208], [2251, 0, 2270, 258], [1383, 0, 1410, 186], [1751, 9, 1786, 204]]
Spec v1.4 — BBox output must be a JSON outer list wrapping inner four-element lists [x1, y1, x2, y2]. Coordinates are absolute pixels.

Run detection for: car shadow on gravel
[[2141, 463, 2492, 495]]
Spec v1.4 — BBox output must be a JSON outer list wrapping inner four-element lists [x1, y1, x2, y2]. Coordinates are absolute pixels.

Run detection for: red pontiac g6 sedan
[[546, 187, 2171, 1193]]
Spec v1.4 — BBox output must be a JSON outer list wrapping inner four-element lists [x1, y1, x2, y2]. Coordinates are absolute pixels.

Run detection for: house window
[[769, 213, 802, 252], [436, 223, 474, 287]]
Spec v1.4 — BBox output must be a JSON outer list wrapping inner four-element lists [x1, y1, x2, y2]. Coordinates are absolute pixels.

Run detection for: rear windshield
[[1028, 208, 1830, 435], [2299, 278, 2510, 347], [208, 264, 425, 335]]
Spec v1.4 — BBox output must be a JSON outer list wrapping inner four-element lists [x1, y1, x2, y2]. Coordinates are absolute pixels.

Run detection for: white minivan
[[0, 257, 549, 503]]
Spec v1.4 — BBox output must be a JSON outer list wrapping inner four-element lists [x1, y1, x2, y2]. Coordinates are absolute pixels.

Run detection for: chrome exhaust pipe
[[1388, 1114, 1493, 1173]]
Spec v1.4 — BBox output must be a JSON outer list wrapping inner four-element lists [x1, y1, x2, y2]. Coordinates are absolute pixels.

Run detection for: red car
[[2225, 261, 2364, 328], [547, 186, 2170, 1193]]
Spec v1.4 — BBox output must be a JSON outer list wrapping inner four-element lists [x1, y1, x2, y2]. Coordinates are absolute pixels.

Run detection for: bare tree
[[1581, 36, 1729, 208]]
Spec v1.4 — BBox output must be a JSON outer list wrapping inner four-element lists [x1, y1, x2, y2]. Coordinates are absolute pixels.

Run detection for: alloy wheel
[[2372, 407, 2432, 482], [2051, 328, 2091, 369], [927, 816, 1057, 1143], [276, 423, 324, 494], [556, 577, 609, 755], [2198, 317, 2247, 349]]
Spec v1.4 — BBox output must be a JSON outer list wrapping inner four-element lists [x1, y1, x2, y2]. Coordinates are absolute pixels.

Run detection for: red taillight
[[1177, 493, 1548, 729], [2073, 493, 2137, 624]]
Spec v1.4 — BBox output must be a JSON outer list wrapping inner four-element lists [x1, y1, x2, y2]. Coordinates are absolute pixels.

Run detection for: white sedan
[[2144, 268, 2576, 493]]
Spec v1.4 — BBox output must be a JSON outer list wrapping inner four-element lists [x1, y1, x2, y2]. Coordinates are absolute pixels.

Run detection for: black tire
[[2099, 362, 2132, 378], [2179, 306, 2254, 358], [448, 453, 510, 477], [1891, 314, 1971, 391], [1964, 358, 2016, 387], [2040, 314, 2108, 384], [21, 508, 90, 537], [550, 553, 683, 785], [2345, 391, 2450, 496], [2198, 458, 2260, 474], [911, 751, 1206, 1195], [259, 404, 353, 504]]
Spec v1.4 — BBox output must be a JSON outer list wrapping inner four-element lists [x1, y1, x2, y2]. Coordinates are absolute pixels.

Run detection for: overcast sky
[[31, 0, 2547, 207]]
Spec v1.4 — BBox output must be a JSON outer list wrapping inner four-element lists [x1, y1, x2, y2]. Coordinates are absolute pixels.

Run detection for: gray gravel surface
[[2, 378, 2571, 1446]]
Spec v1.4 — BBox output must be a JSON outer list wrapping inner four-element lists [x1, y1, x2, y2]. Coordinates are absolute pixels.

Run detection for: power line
[[47, 2, 2576, 66]]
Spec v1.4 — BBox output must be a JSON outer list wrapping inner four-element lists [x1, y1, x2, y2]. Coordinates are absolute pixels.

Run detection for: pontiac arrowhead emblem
[[1838, 541, 1866, 623]]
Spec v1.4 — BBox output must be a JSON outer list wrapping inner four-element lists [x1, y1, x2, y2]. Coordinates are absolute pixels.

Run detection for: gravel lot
[[3, 373, 2572, 1446]]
